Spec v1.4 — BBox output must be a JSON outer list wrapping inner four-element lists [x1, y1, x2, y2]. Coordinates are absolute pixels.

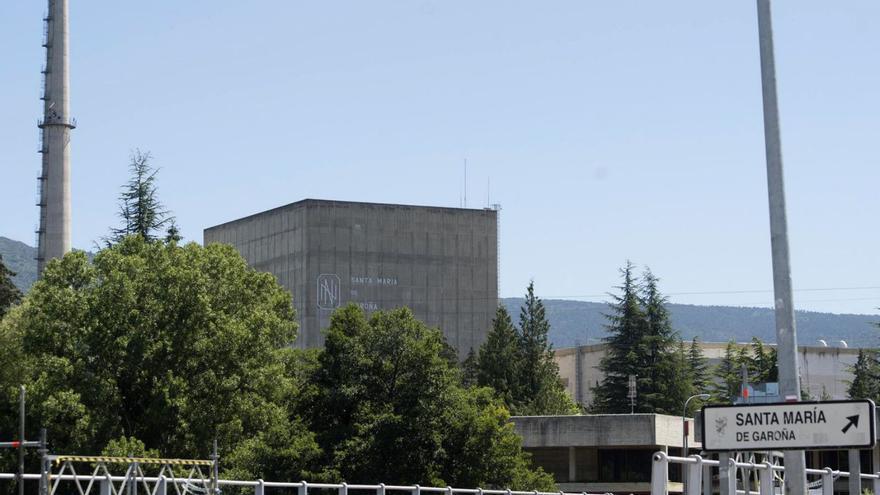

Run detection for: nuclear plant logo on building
[[317, 274, 341, 310]]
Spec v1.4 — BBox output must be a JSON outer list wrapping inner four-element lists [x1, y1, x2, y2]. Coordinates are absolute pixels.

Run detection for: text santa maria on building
[[701, 399, 876, 451]]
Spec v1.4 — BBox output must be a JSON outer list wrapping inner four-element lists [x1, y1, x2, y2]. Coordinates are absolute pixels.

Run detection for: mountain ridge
[[3, 236, 876, 347]]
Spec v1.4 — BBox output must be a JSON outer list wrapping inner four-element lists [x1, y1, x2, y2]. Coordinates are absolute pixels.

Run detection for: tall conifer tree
[[709, 340, 742, 404], [591, 262, 646, 413], [475, 306, 520, 408], [110, 150, 174, 243], [688, 337, 710, 393], [515, 282, 577, 415], [639, 269, 687, 414]]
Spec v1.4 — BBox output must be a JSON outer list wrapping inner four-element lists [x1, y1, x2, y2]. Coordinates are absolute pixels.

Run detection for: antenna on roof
[[463, 158, 467, 208], [487, 176, 490, 207]]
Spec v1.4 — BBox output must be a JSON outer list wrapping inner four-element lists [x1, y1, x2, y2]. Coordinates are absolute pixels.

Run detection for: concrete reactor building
[[204, 199, 499, 358]]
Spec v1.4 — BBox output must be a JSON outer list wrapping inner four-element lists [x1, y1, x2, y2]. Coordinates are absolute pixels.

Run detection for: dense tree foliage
[[303, 305, 555, 489], [0, 237, 318, 477], [475, 307, 520, 407], [707, 338, 784, 404], [849, 348, 880, 401], [515, 282, 577, 415], [0, 254, 21, 319], [687, 337, 710, 393], [590, 262, 645, 413], [0, 240, 555, 490], [473, 285, 577, 415], [709, 341, 744, 404], [591, 263, 694, 414]]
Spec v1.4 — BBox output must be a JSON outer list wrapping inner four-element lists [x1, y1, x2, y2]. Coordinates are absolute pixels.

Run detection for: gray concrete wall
[[512, 414, 658, 448], [204, 199, 497, 358], [511, 413, 697, 449]]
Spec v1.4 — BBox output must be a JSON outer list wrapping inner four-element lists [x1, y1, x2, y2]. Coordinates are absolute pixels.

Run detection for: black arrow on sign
[[842, 415, 860, 434]]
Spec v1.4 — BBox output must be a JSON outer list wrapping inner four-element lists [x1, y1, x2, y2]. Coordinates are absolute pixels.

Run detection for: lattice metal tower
[[36, 0, 74, 274]]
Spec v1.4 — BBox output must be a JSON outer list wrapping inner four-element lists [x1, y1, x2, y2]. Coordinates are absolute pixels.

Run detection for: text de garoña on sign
[[701, 400, 875, 451]]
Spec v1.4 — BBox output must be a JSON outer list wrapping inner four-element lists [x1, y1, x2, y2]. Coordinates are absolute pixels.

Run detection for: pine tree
[[749, 337, 778, 383], [476, 306, 520, 408], [0, 254, 22, 318], [110, 150, 174, 243], [671, 340, 698, 415], [848, 348, 880, 401], [709, 340, 741, 404], [515, 282, 577, 415], [687, 337, 710, 393], [518, 281, 550, 399], [164, 220, 182, 243], [591, 262, 646, 413], [638, 268, 687, 414]]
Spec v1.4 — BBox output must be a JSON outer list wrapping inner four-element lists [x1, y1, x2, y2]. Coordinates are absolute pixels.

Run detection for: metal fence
[[0, 472, 611, 495], [651, 451, 880, 495]]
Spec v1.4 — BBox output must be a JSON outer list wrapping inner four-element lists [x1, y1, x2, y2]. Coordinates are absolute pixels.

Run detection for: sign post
[[701, 400, 876, 452]]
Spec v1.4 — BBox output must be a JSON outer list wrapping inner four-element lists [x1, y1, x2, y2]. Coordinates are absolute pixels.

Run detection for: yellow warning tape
[[52, 456, 213, 466]]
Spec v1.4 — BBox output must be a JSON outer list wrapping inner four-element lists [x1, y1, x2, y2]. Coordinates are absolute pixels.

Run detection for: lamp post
[[683, 393, 710, 457]]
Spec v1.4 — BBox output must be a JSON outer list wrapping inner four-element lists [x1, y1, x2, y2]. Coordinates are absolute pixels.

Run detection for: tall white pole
[[755, 1, 806, 492]]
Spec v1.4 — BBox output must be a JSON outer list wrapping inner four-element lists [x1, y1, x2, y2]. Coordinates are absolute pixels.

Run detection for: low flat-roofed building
[[512, 414, 698, 494]]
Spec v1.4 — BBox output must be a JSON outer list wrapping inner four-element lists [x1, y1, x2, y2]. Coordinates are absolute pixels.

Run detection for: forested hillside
[[503, 298, 878, 348], [0, 236, 37, 292], [3, 236, 876, 347]]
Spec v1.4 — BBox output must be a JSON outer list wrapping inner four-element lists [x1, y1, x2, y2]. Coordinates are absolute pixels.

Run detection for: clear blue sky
[[2, 1, 877, 315]]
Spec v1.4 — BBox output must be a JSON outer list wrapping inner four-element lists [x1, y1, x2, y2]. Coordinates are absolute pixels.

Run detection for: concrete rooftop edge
[[204, 198, 498, 232]]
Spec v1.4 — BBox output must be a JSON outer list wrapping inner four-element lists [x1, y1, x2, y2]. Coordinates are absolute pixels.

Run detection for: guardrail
[[651, 452, 880, 495], [0, 473, 611, 495]]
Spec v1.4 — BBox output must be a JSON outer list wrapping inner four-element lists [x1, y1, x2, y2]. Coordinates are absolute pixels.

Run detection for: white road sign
[[701, 400, 876, 451]]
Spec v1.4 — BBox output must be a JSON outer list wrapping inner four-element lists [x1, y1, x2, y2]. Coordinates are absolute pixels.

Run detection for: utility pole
[[19, 386, 25, 495], [755, 1, 806, 493]]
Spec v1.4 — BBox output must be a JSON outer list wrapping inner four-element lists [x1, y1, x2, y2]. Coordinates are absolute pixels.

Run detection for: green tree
[[709, 341, 742, 404], [110, 150, 174, 243], [748, 337, 778, 383], [305, 304, 554, 489], [515, 282, 577, 415], [687, 337, 710, 393], [0, 254, 21, 319], [669, 340, 699, 415], [848, 348, 880, 401], [592, 262, 646, 413], [638, 269, 691, 414], [476, 306, 521, 408], [0, 236, 319, 479], [461, 347, 479, 387]]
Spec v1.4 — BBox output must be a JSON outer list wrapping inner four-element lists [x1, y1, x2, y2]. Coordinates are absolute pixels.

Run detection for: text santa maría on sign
[[351, 276, 398, 286], [736, 408, 827, 427]]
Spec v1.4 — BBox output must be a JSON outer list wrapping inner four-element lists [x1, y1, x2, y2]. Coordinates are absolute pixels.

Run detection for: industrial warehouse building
[[555, 342, 860, 407], [204, 199, 498, 358]]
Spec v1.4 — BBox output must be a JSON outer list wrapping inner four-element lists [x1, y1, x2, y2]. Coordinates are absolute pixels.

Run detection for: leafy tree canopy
[[0, 236, 318, 479], [0, 254, 21, 319], [305, 304, 555, 489]]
